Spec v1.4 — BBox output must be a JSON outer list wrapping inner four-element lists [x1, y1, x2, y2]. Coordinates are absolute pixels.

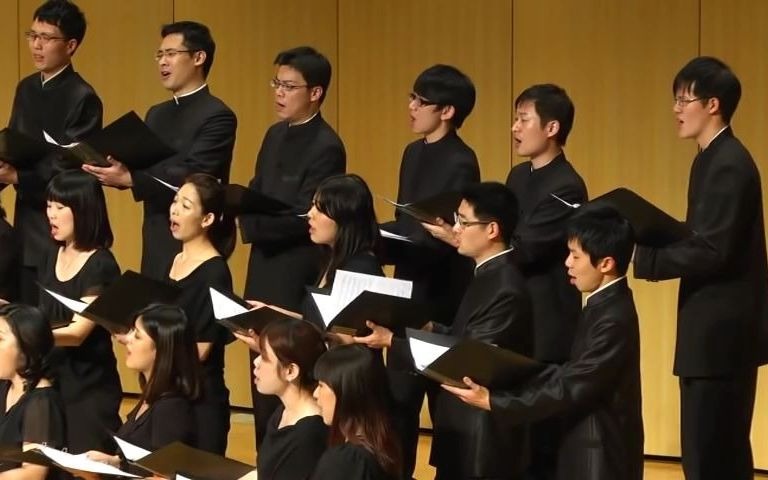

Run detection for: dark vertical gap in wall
[[335, 0, 341, 134], [509, 0, 514, 170], [16, 0, 21, 84], [697, 0, 702, 55]]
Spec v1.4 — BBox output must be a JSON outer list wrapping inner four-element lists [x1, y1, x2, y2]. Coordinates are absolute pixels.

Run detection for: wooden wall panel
[[513, 0, 698, 457], [174, 0, 339, 408], [0, 1, 20, 220], [701, 0, 768, 468], [337, 0, 513, 217]]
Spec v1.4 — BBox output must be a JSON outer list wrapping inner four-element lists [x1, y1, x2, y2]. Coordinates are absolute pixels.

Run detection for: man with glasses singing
[[237, 46, 345, 452], [0, 0, 102, 304], [82, 20, 236, 281], [357, 181, 532, 479]]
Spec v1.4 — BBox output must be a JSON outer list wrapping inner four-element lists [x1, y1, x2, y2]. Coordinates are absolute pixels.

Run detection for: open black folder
[[406, 328, 543, 389], [0, 129, 58, 169], [224, 183, 293, 215], [42, 270, 182, 333], [134, 441, 254, 480], [557, 187, 693, 247], [209, 287, 295, 333], [382, 191, 462, 225], [312, 290, 431, 336]]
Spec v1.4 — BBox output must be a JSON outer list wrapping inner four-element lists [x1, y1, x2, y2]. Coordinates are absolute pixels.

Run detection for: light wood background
[[1, 0, 766, 467]]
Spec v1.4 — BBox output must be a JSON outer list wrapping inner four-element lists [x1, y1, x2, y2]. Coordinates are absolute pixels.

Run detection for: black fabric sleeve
[[22, 390, 66, 448]]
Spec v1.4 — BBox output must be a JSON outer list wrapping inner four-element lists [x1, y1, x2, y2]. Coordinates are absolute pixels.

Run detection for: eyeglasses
[[154, 49, 194, 62], [674, 96, 708, 107], [270, 78, 309, 92], [24, 30, 66, 44], [408, 92, 437, 108], [454, 212, 491, 228]]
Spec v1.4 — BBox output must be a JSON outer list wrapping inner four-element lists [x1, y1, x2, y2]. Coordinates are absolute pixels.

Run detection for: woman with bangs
[[166, 173, 234, 454], [85, 304, 200, 467], [253, 318, 328, 480], [37, 169, 122, 454], [311, 344, 400, 480]]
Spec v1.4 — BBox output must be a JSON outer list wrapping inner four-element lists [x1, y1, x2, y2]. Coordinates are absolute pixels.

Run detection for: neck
[[62, 239, 80, 253], [696, 119, 727, 150], [289, 107, 319, 126], [173, 78, 205, 97], [594, 273, 620, 291], [529, 145, 562, 170], [9, 374, 25, 393], [41, 63, 69, 81], [424, 123, 452, 144], [279, 385, 318, 417], [472, 243, 507, 266], [181, 234, 215, 257]]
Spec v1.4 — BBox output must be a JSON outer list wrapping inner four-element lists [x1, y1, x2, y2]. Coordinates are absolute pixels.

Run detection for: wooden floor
[[122, 400, 768, 479]]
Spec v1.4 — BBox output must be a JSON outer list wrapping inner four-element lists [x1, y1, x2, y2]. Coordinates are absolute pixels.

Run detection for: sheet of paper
[[312, 270, 413, 324], [380, 229, 413, 243], [37, 445, 139, 477], [150, 175, 179, 192], [408, 337, 450, 371], [114, 435, 150, 461], [42, 130, 78, 148], [549, 193, 581, 209], [209, 288, 248, 320], [43, 288, 87, 313]]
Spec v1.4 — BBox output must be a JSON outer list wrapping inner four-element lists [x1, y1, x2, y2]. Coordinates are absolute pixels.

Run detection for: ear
[[486, 221, 502, 242], [597, 256, 616, 274], [200, 211, 215, 230], [705, 96, 721, 116], [192, 50, 207, 69], [309, 85, 323, 103], [284, 362, 300, 383], [439, 105, 456, 122], [545, 120, 561, 140], [65, 38, 78, 56]]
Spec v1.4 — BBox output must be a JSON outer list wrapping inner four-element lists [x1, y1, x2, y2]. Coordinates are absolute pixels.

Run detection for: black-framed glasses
[[454, 211, 491, 228], [154, 49, 194, 62], [408, 92, 437, 108], [674, 96, 709, 107], [270, 78, 309, 92], [24, 30, 66, 44]]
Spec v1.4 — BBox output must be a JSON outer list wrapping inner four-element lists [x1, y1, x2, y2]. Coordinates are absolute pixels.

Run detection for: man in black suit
[[0, 0, 102, 304], [83, 21, 237, 280], [444, 207, 643, 480], [237, 46, 345, 449], [634, 56, 768, 480], [380, 64, 480, 479], [359, 182, 532, 479]]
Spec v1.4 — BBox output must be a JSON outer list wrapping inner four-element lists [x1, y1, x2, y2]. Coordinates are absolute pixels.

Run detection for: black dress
[[37, 246, 122, 454], [116, 394, 195, 451], [0, 215, 19, 302], [311, 443, 395, 480], [257, 405, 328, 480], [168, 256, 232, 454], [0, 382, 66, 479]]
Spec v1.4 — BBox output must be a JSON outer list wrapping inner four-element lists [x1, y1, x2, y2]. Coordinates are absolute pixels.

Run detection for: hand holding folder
[[41, 271, 182, 333], [209, 287, 295, 334], [407, 328, 542, 389]]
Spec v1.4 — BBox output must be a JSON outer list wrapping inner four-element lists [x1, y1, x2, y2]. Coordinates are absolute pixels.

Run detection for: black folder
[[0, 445, 54, 469], [582, 188, 693, 247], [43, 270, 182, 333], [134, 441, 254, 480], [224, 184, 293, 215], [0, 129, 59, 168], [69, 111, 176, 169], [210, 287, 294, 334], [384, 191, 462, 225], [325, 291, 431, 336], [406, 328, 543, 389]]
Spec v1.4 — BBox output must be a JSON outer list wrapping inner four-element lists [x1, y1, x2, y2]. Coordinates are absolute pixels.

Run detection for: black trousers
[[679, 368, 757, 480]]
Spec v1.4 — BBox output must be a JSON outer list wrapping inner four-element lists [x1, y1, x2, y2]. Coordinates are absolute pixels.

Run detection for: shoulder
[[294, 414, 328, 438], [314, 117, 344, 147], [151, 395, 193, 416], [68, 72, 101, 100], [197, 256, 232, 283], [445, 135, 478, 163], [341, 253, 383, 276], [24, 386, 64, 412], [319, 443, 378, 469], [506, 161, 532, 184], [85, 249, 120, 274]]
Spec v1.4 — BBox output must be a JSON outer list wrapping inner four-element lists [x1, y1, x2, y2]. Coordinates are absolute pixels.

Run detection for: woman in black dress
[[254, 318, 328, 480], [167, 173, 234, 455], [38, 170, 122, 454], [0, 304, 66, 480], [0, 204, 19, 304], [85, 304, 200, 466], [311, 344, 400, 480]]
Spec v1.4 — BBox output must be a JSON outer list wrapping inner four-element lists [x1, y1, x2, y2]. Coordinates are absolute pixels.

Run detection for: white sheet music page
[[43, 288, 88, 313], [209, 287, 248, 320], [379, 229, 414, 243], [408, 337, 450, 371], [114, 435, 151, 461], [37, 445, 140, 477]]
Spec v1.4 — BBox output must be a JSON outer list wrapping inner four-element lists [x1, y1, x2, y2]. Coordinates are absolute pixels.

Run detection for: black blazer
[[131, 86, 237, 280], [240, 113, 345, 309], [634, 128, 768, 376], [506, 153, 587, 363], [490, 278, 644, 480], [429, 251, 533, 478]]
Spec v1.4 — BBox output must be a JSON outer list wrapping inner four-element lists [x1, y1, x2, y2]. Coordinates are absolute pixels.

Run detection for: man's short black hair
[[673, 56, 741, 124], [461, 182, 518, 245], [34, 0, 86, 47], [515, 84, 574, 146], [567, 207, 634, 275], [413, 64, 476, 129], [274, 46, 332, 105], [161, 21, 216, 78]]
